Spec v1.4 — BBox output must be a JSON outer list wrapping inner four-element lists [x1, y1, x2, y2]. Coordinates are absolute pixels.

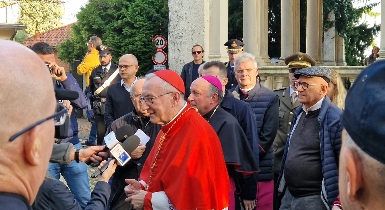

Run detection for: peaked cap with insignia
[[224, 39, 244, 54], [285, 52, 316, 68]]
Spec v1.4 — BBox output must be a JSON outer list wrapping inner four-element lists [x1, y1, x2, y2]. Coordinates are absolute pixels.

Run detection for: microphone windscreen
[[55, 89, 79, 100], [115, 125, 132, 141], [121, 135, 140, 153]]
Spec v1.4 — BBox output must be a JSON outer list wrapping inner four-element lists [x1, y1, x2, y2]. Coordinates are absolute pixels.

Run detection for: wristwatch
[[75, 148, 80, 163]]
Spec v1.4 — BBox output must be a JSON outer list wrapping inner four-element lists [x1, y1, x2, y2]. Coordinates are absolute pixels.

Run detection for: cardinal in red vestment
[[124, 70, 230, 209]]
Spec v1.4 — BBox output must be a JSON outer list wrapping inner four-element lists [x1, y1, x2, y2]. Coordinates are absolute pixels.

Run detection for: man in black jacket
[[107, 78, 161, 210], [89, 45, 120, 145], [224, 39, 244, 90], [180, 44, 205, 98]]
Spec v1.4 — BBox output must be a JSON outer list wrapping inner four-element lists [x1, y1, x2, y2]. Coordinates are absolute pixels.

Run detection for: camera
[[46, 63, 62, 76]]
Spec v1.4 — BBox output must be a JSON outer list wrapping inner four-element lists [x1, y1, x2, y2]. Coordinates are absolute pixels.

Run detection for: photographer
[[31, 42, 91, 208]]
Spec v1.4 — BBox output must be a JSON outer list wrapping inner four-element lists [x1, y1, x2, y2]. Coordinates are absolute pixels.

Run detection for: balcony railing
[[258, 66, 364, 90]]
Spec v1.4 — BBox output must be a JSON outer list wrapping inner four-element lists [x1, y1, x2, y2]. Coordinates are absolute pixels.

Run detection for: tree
[[58, 0, 169, 76], [228, 0, 379, 65], [18, 0, 63, 35]]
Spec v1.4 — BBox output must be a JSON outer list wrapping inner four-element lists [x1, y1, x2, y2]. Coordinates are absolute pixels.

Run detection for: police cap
[[96, 44, 113, 57], [224, 39, 244, 54]]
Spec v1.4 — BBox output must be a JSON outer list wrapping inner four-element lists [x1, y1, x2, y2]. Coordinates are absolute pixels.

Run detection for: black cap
[[342, 60, 385, 165], [224, 39, 244, 54], [96, 44, 112, 56]]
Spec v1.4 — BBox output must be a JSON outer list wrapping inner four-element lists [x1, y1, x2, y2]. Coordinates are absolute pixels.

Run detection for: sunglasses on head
[[192, 51, 202, 55]]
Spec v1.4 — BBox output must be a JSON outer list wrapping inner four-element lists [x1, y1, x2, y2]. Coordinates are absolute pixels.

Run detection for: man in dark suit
[[89, 45, 120, 145], [180, 44, 205, 98], [224, 39, 244, 90], [273, 52, 316, 210]]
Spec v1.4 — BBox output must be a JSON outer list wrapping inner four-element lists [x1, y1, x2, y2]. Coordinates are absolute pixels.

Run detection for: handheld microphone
[[91, 135, 140, 178], [55, 89, 79, 101]]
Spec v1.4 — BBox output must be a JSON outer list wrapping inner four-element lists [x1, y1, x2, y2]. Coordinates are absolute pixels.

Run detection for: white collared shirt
[[103, 62, 112, 72], [121, 77, 137, 93], [302, 97, 324, 115]]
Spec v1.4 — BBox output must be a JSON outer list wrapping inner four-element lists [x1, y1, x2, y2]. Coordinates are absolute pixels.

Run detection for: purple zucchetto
[[201, 75, 223, 92]]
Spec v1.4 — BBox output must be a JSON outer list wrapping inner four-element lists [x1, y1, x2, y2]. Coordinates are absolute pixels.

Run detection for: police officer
[[224, 39, 244, 90], [89, 45, 120, 145], [273, 52, 316, 210]]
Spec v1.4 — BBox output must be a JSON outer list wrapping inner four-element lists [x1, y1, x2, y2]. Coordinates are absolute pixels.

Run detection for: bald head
[[119, 54, 138, 65], [0, 40, 56, 203]]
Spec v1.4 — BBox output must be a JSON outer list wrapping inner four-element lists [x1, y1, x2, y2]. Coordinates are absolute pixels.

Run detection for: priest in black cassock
[[188, 76, 259, 210]]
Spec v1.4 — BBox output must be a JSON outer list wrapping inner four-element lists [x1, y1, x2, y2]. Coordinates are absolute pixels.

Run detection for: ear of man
[[344, 147, 365, 202], [23, 125, 44, 166]]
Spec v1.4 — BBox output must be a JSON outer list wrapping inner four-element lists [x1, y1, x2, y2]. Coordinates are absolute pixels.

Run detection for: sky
[[60, 0, 88, 25]]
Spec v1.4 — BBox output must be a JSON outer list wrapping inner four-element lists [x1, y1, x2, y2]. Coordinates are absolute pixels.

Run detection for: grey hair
[[129, 76, 144, 93], [234, 52, 258, 69], [89, 36, 102, 47], [207, 84, 223, 103], [145, 73, 185, 99]]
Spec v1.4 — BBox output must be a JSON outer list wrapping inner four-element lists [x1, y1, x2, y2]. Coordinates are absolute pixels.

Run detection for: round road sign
[[152, 50, 167, 65], [152, 35, 167, 50]]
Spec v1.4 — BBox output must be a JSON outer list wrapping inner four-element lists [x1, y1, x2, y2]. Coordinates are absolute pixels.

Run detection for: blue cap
[[342, 60, 385, 164]]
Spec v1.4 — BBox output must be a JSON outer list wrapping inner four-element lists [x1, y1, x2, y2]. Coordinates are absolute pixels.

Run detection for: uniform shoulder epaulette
[[224, 62, 229, 67]]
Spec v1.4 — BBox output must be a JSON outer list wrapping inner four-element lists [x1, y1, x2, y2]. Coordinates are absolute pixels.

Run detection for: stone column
[[208, 0, 228, 62], [378, 0, 385, 60], [280, 0, 300, 59], [323, 11, 336, 66], [243, 0, 271, 66], [306, 0, 323, 64], [336, 35, 347, 66], [168, 0, 209, 73]]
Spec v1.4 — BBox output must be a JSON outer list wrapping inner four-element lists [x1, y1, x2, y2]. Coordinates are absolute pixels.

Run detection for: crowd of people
[[1, 36, 385, 210]]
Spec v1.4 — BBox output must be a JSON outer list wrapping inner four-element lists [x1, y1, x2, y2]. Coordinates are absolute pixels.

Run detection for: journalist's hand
[[79, 145, 106, 162], [130, 145, 146, 159], [47, 61, 67, 82], [97, 159, 117, 182]]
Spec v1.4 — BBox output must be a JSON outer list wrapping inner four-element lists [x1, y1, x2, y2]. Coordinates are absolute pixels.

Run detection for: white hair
[[234, 52, 258, 69]]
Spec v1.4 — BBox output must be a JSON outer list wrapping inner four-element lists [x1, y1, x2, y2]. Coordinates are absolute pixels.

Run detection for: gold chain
[[146, 107, 194, 190]]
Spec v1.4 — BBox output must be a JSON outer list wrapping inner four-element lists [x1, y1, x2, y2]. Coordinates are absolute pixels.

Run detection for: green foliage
[[228, 0, 379, 65], [19, 0, 63, 35], [323, 0, 380, 65], [14, 30, 29, 43], [57, 0, 168, 76]]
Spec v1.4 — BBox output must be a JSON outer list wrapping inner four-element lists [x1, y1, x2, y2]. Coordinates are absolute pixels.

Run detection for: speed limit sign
[[152, 35, 167, 50]]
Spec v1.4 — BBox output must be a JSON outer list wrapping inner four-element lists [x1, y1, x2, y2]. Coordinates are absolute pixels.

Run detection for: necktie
[[101, 67, 108, 78], [291, 92, 297, 104], [241, 90, 248, 100]]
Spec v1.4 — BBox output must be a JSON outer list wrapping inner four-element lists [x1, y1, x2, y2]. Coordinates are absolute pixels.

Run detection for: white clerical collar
[[121, 77, 137, 92], [302, 97, 324, 114], [240, 85, 256, 93], [164, 102, 188, 126]]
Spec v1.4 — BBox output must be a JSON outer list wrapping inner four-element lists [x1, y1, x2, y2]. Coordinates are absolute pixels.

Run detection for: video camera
[[53, 77, 79, 140]]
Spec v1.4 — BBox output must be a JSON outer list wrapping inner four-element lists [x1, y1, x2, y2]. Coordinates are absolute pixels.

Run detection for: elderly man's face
[[296, 76, 327, 108], [140, 77, 176, 125], [130, 79, 149, 117], [234, 60, 258, 89], [188, 78, 213, 116]]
